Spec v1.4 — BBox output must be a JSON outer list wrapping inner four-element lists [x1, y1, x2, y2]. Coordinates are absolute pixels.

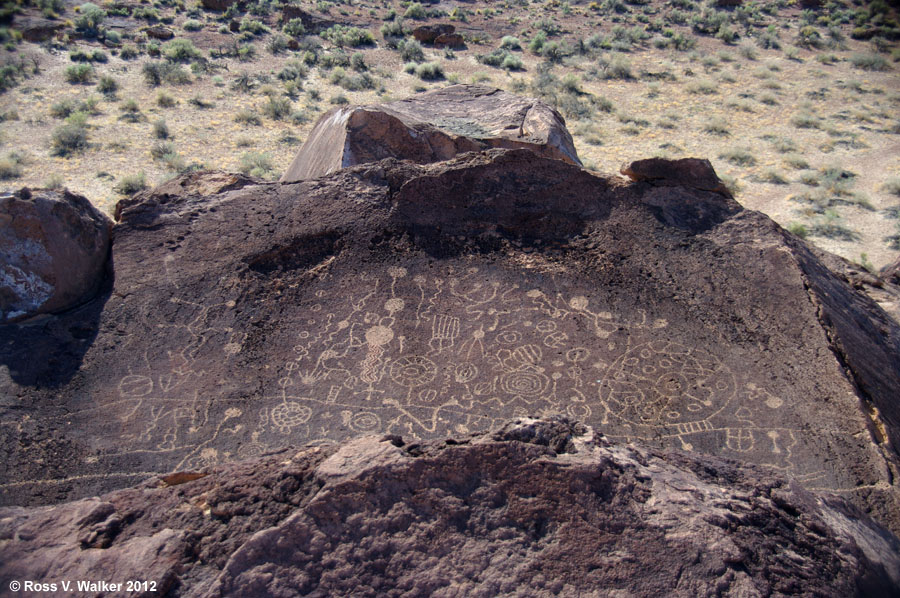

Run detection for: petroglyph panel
[[3, 264, 854, 498]]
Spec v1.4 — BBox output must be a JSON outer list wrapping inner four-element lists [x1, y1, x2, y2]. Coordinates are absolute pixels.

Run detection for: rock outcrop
[[0, 419, 898, 597], [279, 84, 581, 182], [0, 188, 111, 324], [2, 147, 900, 537], [411, 23, 456, 44]]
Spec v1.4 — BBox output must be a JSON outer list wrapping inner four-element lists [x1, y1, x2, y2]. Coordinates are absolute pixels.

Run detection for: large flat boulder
[[0, 188, 111, 324], [2, 150, 900, 538], [1, 420, 898, 596], [279, 84, 581, 182]]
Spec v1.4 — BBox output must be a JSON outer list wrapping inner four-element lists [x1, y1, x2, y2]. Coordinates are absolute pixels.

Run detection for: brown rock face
[[433, 32, 465, 48], [2, 149, 900, 538], [199, 0, 236, 11], [14, 16, 66, 42], [279, 84, 581, 182], [621, 157, 733, 198], [0, 188, 111, 324], [1, 420, 898, 597], [411, 23, 455, 43], [144, 24, 175, 40]]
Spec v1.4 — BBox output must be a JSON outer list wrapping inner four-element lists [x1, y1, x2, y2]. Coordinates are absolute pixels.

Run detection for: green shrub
[[152, 119, 169, 139], [162, 39, 203, 63], [415, 61, 443, 80], [380, 18, 406, 40], [284, 18, 307, 38], [65, 63, 94, 83], [791, 112, 821, 129], [400, 39, 425, 63], [850, 52, 889, 71], [235, 110, 262, 125], [262, 95, 292, 120], [239, 151, 274, 177], [240, 18, 270, 36], [403, 2, 426, 20], [267, 34, 289, 55], [115, 172, 146, 195], [143, 61, 191, 86], [51, 123, 89, 155], [150, 140, 175, 159], [0, 150, 25, 179], [882, 177, 900, 196], [321, 25, 375, 48], [718, 147, 756, 166], [786, 222, 808, 238], [599, 53, 632, 80], [98, 74, 118, 95], [156, 91, 177, 107], [703, 117, 730, 136], [183, 19, 202, 32], [74, 3, 106, 38], [500, 36, 521, 50]]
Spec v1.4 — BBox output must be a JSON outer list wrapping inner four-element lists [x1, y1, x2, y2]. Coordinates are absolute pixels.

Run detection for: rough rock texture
[[2, 148, 900, 538], [411, 23, 455, 43], [0, 188, 111, 324], [199, 0, 236, 11], [433, 32, 465, 48], [621, 157, 733, 198], [144, 25, 175, 40], [14, 15, 66, 42], [279, 5, 334, 32], [279, 84, 581, 182], [0, 420, 898, 598]]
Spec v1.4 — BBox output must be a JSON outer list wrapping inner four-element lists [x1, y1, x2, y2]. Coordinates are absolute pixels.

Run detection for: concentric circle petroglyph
[[390, 355, 438, 387]]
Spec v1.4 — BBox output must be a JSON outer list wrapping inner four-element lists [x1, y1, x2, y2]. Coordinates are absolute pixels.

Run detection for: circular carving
[[454, 362, 478, 384], [391, 355, 437, 387], [271, 401, 312, 432], [496, 330, 521, 344], [366, 325, 394, 346], [500, 371, 549, 396], [350, 412, 381, 433], [600, 341, 735, 427]]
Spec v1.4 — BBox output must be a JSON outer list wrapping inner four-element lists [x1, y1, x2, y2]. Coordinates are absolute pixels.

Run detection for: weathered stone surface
[[280, 5, 335, 32], [411, 23, 455, 43], [14, 15, 65, 42], [281, 84, 580, 182], [200, 0, 236, 11], [434, 31, 465, 48], [0, 188, 111, 324], [1, 420, 898, 597], [144, 24, 174, 40], [621, 157, 733, 198], [2, 148, 900, 537]]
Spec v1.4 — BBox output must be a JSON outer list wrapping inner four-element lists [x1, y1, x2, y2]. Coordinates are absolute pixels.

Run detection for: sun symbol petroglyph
[[391, 355, 438, 388], [271, 401, 312, 434], [600, 341, 735, 429]]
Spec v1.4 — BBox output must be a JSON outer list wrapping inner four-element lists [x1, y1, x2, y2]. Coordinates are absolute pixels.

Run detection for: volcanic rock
[[0, 187, 111, 324], [200, 0, 236, 11], [434, 32, 465, 48], [279, 84, 581, 182], [621, 157, 733, 198], [2, 148, 900, 537], [14, 15, 65, 42], [0, 419, 898, 597], [411, 23, 455, 44], [279, 5, 334, 32], [144, 24, 175, 40]]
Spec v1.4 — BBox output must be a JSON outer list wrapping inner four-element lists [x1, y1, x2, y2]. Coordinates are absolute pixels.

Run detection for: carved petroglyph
[[14, 266, 835, 495]]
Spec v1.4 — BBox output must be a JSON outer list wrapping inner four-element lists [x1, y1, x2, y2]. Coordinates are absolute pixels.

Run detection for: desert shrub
[[786, 222, 808, 238], [150, 140, 175, 159], [850, 53, 889, 71], [240, 152, 274, 177], [143, 61, 191, 86], [321, 25, 375, 48], [400, 39, 425, 63], [262, 95, 292, 120], [162, 39, 203, 63], [120, 45, 139, 60], [51, 123, 89, 155], [267, 34, 289, 55], [703, 117, 730, 135], [284, 18, 307, 38], [74, 2, 106, 38], [529, 31, 547, 54], [760, 169, 788, 184], [784, 155, 809, 170], [380, 18, 406, 40], [330, 93, 349, 104], [119, 98, 142, 122], [687, 79, 716, 94], [152, 119, 169, 139], [235, 110, 262, 125], [883, 177, 900, 196], [796, 26, 823, 49], [183, 19, 202, 32], [599, 53, 633, 80], [718, 147, 756, 166], [98, 74, 118, 95], [403, 2, 426, 20], [115, 172, 146, 195], [415, 61, 443, 80], [500, 36, 521, 50], [791, 112, 821, 129], [156, 91, 177, 107], [65, 63, 94, 83], [278, 60, 308, 82], [0, 150, 25, 179], [502, 54, 524, 71], [189, 95, 213, 109]]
